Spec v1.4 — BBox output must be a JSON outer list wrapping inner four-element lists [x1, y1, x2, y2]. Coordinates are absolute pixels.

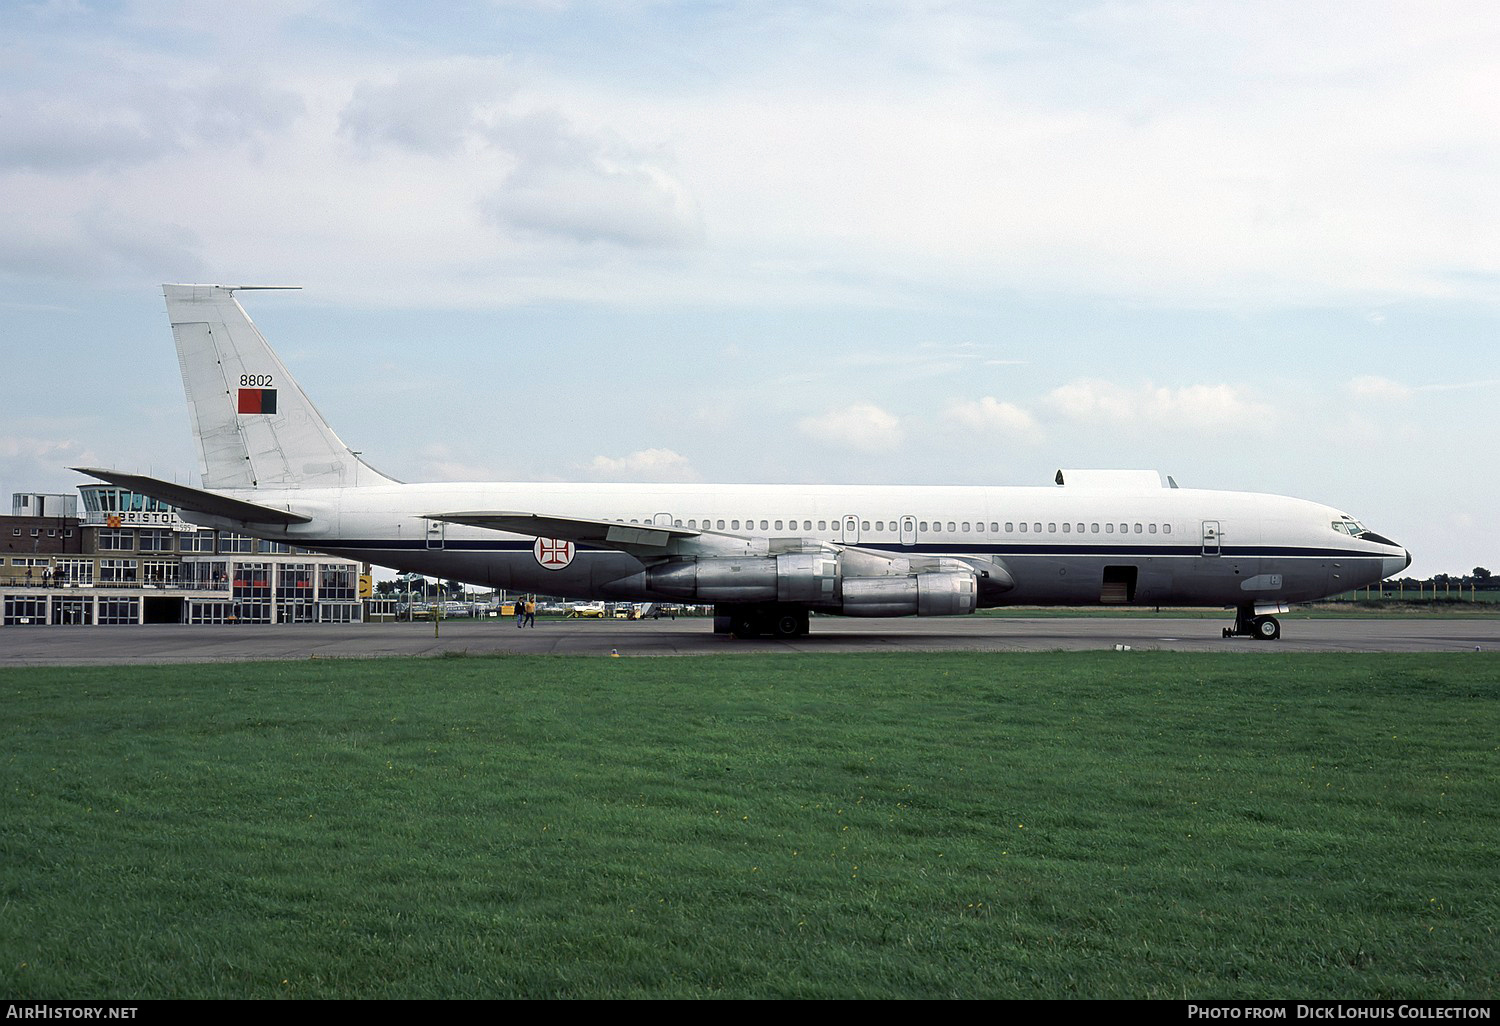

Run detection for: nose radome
[[1382, 549, 1412, 579]]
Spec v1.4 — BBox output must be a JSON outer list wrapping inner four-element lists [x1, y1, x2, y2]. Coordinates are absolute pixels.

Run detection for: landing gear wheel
[[771, 610, 808, 639], [1254, 616, 1281, 641], [731, 614, 763, 639], [1224, 608, 1283, 640]]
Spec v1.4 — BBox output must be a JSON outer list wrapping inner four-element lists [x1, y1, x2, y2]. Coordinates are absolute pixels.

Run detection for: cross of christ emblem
[[534, 538, 575, 569]]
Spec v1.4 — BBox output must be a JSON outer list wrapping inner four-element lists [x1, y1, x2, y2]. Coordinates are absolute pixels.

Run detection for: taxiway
[[1, 616, 1494, 664]]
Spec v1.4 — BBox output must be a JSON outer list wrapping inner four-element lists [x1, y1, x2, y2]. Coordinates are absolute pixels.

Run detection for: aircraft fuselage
[[182, 479, 1408, 611]]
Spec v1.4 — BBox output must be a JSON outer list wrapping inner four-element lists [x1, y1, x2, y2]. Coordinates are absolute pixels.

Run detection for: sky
[[2, 0, 1497, 579]]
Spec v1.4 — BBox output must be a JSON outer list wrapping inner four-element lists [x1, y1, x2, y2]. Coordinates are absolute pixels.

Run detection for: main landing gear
[[713, 604, 811, 639], [1223, 606, 1281, 641]]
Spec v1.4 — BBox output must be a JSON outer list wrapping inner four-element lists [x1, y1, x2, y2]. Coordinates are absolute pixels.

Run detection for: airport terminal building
[[2, 487, 368, 627]]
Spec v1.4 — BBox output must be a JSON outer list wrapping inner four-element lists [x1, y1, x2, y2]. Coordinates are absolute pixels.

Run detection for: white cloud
[[0, 435, 92, 462], [944, 396, 1039, 439], [1044, 380, 1275, 432], [0, 435, 99, 500], [1347, 376, 1500, 403], [340, 61, 515, 156], [651, 2, 1500, 306], [2, 2, 1496, 308], [0, 72, 303, 173], [341, 64, 703, 251], [798, 404, 905, 452], [1348, 375, 1414, 401], [482, 113, 704, 249], [414, 443, 505, 482], [583, 448, 699, 482]]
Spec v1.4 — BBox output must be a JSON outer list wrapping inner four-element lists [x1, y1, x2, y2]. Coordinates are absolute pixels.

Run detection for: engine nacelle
[[644, 552, 839, 604], [639, 552, 976, 616], [839, 571, 978, 617]]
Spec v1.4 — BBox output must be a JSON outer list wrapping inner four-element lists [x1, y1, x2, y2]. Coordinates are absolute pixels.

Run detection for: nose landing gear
[[1223, 606, 1281, 640]]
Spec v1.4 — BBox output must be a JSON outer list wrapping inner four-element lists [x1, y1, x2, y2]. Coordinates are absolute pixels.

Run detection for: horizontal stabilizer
[[431, 511, 701, 550], [72, 468, 312, 525]]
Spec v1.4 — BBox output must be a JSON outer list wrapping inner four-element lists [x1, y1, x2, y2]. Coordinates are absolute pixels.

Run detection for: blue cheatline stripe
[[317, 538, 1378, 560]]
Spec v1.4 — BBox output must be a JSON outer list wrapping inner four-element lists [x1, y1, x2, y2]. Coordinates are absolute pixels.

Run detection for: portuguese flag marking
[[237, 388, 278, 414]]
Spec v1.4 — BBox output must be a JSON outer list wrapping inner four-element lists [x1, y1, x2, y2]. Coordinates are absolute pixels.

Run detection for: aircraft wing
[[72, 468, 312, 525], [431, 511, 702, 551]]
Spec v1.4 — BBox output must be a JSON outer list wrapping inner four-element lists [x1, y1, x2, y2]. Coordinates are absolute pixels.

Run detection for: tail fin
[[165, 284, 395, 490]]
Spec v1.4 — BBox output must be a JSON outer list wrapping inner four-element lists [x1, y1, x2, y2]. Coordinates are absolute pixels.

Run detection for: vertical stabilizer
[[165, 284, 395, 490]]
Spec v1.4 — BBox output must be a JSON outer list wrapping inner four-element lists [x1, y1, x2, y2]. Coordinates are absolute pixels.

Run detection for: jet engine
[[612, 548, 1007, 617]]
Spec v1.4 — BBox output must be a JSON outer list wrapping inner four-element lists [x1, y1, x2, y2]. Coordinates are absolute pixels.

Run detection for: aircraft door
[[1201, 521, 1221, 556], [900, 516, 916, 547], [425, 518, 445, 550], [653, 512, 674, 527], [841, 515, 860, 544]]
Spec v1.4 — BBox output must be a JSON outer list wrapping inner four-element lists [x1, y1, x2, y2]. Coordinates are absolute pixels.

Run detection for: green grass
[[2, 653, 1496, 999]]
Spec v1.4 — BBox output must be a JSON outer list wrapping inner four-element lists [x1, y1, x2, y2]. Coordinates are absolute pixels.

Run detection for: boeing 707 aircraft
[[75, 284, 1410, 640]]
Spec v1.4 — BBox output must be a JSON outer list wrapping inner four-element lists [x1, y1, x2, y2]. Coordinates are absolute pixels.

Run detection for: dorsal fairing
[[1053, 469, 1168, 491]]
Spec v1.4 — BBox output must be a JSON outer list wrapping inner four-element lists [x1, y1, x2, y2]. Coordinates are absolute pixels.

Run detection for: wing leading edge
[[430, 511, 701, 551]]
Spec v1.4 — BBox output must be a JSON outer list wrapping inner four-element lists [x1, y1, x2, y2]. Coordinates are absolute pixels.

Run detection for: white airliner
[[75, 284, 1410, 640]]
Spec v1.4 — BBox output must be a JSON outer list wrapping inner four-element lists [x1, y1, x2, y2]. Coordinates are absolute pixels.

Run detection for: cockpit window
[[1333, 516, 1367, 538]]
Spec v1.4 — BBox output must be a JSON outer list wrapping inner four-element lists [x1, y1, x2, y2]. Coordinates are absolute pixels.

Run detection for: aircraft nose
[[1382, 549, 1412, 579]]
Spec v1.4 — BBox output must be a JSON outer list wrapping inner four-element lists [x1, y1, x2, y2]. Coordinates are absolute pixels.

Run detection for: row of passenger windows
[[613, 517, 1173, 536]]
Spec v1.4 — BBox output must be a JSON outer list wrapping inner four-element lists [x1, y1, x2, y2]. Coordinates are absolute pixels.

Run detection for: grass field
[[2, 652, 1496, 999]]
